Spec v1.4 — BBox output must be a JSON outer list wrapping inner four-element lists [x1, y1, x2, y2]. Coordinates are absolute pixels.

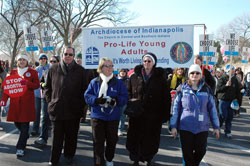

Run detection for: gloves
[[109, 97, 117, 107], [0, 101, 6, 107], [20, 80, 27, 85], [95, 94, 107, 105]]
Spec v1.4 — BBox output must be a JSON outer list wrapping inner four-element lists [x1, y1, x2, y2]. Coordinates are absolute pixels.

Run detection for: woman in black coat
[[126, 52, 171, 166]]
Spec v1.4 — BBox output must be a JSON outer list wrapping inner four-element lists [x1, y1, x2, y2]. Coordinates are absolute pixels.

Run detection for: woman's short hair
[[97, 57, 113, 73]]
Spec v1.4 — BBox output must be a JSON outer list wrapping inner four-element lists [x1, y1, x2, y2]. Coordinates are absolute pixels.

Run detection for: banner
[[199, 34, 214, 56], [23, 26, 39, 51], [82, 25, 194, 69], [2, 75, 27, 97], [242, 47, 250, 63], [225, 33, 239, 56]]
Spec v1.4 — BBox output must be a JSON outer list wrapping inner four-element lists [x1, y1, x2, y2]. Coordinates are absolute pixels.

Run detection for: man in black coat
[[44, 46, 88, 166]]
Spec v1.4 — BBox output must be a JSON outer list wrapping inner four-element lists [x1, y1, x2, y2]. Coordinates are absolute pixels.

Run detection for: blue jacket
[[170, 81, 219, 134], [34, 64, 50, 98], [84, 76, 128, 121]]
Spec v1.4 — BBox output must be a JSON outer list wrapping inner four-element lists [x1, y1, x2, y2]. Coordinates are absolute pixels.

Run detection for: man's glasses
[[190, 72, 201, 75], [103, 64, 114, 68], [143, 60, 151, 63], [50, 60, 57, 63], [64, 53, 74, 56]]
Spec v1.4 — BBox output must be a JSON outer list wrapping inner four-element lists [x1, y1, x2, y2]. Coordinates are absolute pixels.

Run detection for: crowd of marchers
[[1, 48, 250, 166]]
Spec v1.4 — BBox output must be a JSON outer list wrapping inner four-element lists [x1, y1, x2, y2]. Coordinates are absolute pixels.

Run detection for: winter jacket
[[1, 68, 40, 122], [84, 76, 128, 121], [44, 61, 88, 121], [170, 81, 219, 134], [216, 74, 240, 102], [127, 65, 171, 122], [0, 70, 7, 101], [34, 64, 50, 98]]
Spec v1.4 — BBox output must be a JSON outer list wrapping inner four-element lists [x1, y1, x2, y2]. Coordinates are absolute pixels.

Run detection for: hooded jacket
[[170, 81, 219, 134]]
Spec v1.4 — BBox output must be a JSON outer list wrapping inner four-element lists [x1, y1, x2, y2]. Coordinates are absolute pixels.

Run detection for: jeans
[[118, 105, 127, 132], [14, 122, 30, 150], [39, 98, 49, 141], [219, 100, 234, 134], [32, 97, 41, 133]]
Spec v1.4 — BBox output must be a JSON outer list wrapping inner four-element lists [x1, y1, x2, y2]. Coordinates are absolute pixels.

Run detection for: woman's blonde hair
[[97, 57, 113, 73], [187, 79, 201, 86]]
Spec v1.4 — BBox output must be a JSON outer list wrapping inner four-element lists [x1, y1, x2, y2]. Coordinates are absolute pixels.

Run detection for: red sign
[[2, 75, 27, 97], [170, 90, 177, 103]]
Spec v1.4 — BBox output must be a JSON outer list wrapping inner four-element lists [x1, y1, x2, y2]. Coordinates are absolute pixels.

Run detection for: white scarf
[[98, 73, 113, 97], [18, 67, 28, 77]]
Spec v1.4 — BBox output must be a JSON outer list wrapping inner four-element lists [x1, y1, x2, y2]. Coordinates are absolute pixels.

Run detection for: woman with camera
[[84, 57, 128, 166]]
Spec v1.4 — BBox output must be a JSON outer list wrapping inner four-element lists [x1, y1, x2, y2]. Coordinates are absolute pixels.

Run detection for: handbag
[[124, 99, 144, 117]]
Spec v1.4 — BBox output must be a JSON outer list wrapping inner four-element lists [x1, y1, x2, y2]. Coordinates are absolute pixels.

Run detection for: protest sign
[[3, 75, 27, 97]]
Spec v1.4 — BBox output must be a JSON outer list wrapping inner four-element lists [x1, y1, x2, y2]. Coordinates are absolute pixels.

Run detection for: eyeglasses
[[143, 60, 151, 63], [190, 72, 201, 75], [50, 60, 57, 63], [103, 64, 114, 68], [64, 53, 74, 56]]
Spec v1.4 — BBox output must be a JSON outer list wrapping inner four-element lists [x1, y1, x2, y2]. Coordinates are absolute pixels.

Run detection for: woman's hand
[[213, 129, 220, 139], [171, 128, 178, 139]]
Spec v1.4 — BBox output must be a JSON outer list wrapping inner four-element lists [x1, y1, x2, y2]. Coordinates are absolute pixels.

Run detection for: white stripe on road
[[0, 129, 17, 140], [208, 139, 250, 153]]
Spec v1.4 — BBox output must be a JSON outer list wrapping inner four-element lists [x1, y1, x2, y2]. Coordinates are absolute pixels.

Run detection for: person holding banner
[[84, 57, 128, 166], [44, 46, 88, 166], [126, 52, 171, 166], [216, 65, 240, 138], [0, 54, 40, 157], [171, 64, 219, 166]]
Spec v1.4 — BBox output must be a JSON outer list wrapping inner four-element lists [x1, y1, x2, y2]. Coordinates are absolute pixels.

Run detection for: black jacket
[[44, 61, 88, 121], [216, 74, 240, 102]]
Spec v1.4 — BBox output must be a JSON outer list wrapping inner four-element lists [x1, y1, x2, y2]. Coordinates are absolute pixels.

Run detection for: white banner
[[82, 25, 194, 69], [199, 34, 214, 56]]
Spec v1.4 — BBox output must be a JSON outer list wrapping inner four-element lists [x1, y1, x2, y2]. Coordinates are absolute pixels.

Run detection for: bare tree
[[33, 0, 133, 46], [0, 0, 44, 69]]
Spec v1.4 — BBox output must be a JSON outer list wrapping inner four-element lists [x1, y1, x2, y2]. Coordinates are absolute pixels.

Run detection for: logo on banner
[[85, 47, 99, 65], [170, 42, 193, 64]]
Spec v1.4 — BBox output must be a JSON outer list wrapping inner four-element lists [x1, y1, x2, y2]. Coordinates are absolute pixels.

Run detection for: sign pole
[[229, 55, 233, 81]]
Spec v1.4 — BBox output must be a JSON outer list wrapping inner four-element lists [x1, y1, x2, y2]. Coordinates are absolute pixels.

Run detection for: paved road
[[0, 97, 249, 166]]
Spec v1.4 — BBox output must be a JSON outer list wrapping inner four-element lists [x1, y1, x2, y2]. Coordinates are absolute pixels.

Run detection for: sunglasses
[[190, 72, 201, 75], [103, 64, 114, 68], [50, 60, 57, 63], [40, 57, 47, 60], [143, 60, 152, 63], [64, 53, 74, 56]]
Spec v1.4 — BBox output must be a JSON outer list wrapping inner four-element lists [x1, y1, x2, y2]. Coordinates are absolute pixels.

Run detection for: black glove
[[109, 97, 117, 107], [95, 94, 107, 105]]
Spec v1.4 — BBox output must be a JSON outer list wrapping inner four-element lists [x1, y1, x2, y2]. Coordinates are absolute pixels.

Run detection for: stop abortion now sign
[[2, 75, 27, 97]]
